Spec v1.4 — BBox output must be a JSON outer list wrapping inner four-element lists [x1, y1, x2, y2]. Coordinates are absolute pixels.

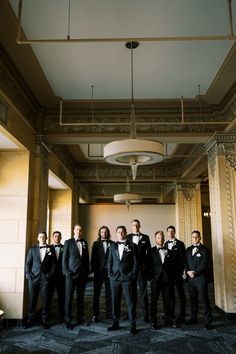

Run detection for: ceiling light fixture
[[113, 177, 142, 210], [104, 41, 164, 180]]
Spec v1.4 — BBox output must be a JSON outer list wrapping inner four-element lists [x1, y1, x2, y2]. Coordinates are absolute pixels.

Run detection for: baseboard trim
[[214, 305, 236, 320]]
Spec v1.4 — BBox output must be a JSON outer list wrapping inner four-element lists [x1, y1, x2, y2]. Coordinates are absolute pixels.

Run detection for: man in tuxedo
[[91, 226, 113, 322], [49, 231, 65, 323], [25, 231, 56, 329], [185, 230, 213, 329], [127, 219, 151, 322], [62, 224, 90, 329], [149, 230, 173, 329], [107, 225, 138, 334], [164, 225, 186, 326]]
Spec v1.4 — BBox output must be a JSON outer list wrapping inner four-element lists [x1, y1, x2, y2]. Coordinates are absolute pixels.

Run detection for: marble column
[[175, 182, 203, 247], [206, 134, 236, 316]]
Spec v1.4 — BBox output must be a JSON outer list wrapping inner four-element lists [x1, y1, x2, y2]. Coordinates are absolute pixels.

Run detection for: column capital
[[35, 134, 52, 160], [205, 134, 236, 174], [176, 182, 200, 201]]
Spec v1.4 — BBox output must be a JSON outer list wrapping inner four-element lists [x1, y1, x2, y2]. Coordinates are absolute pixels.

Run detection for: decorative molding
[[75, 164, 181, 180], [224, 143, 236, 171], [177, 183, 197, 201], [35, 135, 52, 161]]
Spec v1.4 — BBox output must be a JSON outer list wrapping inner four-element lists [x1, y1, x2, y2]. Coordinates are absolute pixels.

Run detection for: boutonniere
[[124, 245, 131, 252], [107, 243, 111, 248], [163, 249, 169, 256], [59, 247, 63, 253], [82, 241, 86, 248], [46, 247, 51, 255], [172, 240, 177, 247], [139, 235, 142, 241]]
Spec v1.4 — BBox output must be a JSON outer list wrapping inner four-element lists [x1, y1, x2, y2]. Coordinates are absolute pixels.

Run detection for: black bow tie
[[54, 245, 61, 248], [158, 247, 164, 250], [118, 242, 125, 245], [192, 245, 199, 248], [40, 246, 47, 249], [133, 234, 139, 236], [101, 240, 107, 243], [76, 239, 82, 243]]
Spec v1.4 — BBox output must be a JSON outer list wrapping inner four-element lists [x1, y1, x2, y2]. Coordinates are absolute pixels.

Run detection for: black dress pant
[[169, 273, 186, 320], [110, 278, 136, 326], [28, 275, 50, 322], [64, 273, 87, 323], [132, 270, 149, 318], [188, 276, 212, 324], [49, 275, 65, 321], [150, 278, 171, 325], [93, 270, 112, 318]]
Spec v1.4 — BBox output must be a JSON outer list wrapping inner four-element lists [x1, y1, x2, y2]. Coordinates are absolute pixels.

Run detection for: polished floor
[[0, 282, 236, 353]]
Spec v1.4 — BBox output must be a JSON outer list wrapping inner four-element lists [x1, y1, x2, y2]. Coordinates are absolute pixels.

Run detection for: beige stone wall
[[0, 151, 29, 319], [78, 204, 176, 249], [48, 189, 72, 243]]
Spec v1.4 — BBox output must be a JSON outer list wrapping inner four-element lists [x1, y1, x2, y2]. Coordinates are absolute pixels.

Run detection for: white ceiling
[[9, 0, 236, 100], [0, 130, 20, 149], [48, 170, 69, 189]]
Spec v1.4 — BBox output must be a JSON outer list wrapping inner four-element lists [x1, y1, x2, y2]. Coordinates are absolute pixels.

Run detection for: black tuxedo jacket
[[127, 233, 151, 272], [185, 244, 210, 279], [62, 237, 90, 277], [164, 238, 186, 275], [91, 239, 114, 273], [25, 244, 56, 281], [148, 246, 173, 283], [108, 240, 138, 282], [52, 244, 64, 278]]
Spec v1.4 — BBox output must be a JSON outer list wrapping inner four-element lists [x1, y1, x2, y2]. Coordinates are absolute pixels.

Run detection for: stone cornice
[[205, 133, 236, 153], [75, 163, 181, 181]]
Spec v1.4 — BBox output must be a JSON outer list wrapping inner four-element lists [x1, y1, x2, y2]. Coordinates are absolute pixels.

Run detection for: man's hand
[[187, 270, 195, 278]]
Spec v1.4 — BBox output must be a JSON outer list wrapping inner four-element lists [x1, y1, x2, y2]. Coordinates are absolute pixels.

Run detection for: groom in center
[[108, 225, 138, 334]]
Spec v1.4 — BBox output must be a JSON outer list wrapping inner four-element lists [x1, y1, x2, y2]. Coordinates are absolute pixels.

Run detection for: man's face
[[74, 225, 83, 238], [100, 228, 108, 240], [155, 232, 164, 247], [192, 232, 201, 245], [38, 233, 47, 245], [117, 227, 127, 242], [131, 221, 140, 234], [53, 232, 61, 244], [167, 228, 175, 239]]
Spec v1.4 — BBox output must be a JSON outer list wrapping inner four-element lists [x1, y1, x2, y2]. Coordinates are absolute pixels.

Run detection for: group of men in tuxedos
[[24, 220, 213, 333]]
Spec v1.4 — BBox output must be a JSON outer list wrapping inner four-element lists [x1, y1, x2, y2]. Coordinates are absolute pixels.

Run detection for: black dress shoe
[[151, 323, 159, 330], [172, 322, 180, 328], [205, 323, 213, 330], [165, 320, 174, 326], [108, 324, 120, 331], [92, 315, 100, 323], [130, 325, 137, 335], [78, 320, 90, 326], [186, 318, 198, 325], [42, 322, 50, 329], [122, 315, 129, 321], [65, 322, 75, 330], [23, 320, 32, 329]]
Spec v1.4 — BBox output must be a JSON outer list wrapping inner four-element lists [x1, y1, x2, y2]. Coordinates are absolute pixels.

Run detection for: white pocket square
[[196, 253, 201, 257]]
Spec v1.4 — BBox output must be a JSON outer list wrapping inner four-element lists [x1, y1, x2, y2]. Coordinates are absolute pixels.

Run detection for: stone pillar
[[175, 182, 203, 247], [72, 179, 80, 228], [30, 135, 51, 242], [206, 134, 236, 316]]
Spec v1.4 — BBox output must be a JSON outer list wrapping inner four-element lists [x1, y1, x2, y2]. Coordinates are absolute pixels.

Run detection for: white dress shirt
[[132, 234, 140, 245], [157, 246, 165, 264], [74, 237, 82, 256], [167, 238, 175, 250], [118, 243, 125, 260], [102, 240, 108, 253], [39, 246, 47, 262]]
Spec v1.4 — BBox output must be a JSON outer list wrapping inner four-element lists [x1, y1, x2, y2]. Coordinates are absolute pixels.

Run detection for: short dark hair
[[97, 226, 111, 240], [53, 231, 62, 237], [38, 231, 47, 236], [74, 224, 83, 229], [131, 219, 140, 226], [167, 225, 175, 232], [116, 225, 127, 233], [192, 230, 201, 237]]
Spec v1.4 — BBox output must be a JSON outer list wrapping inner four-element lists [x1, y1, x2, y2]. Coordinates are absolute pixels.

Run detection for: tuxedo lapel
[[36, 246, 42, 263], [73, 238, 81, 257], [154, 247, 162, 264], [114, 243, 120, 261]]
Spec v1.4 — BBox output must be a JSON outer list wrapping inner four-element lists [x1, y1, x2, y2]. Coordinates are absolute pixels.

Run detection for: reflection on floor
[[0, 282, 236, 353]]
